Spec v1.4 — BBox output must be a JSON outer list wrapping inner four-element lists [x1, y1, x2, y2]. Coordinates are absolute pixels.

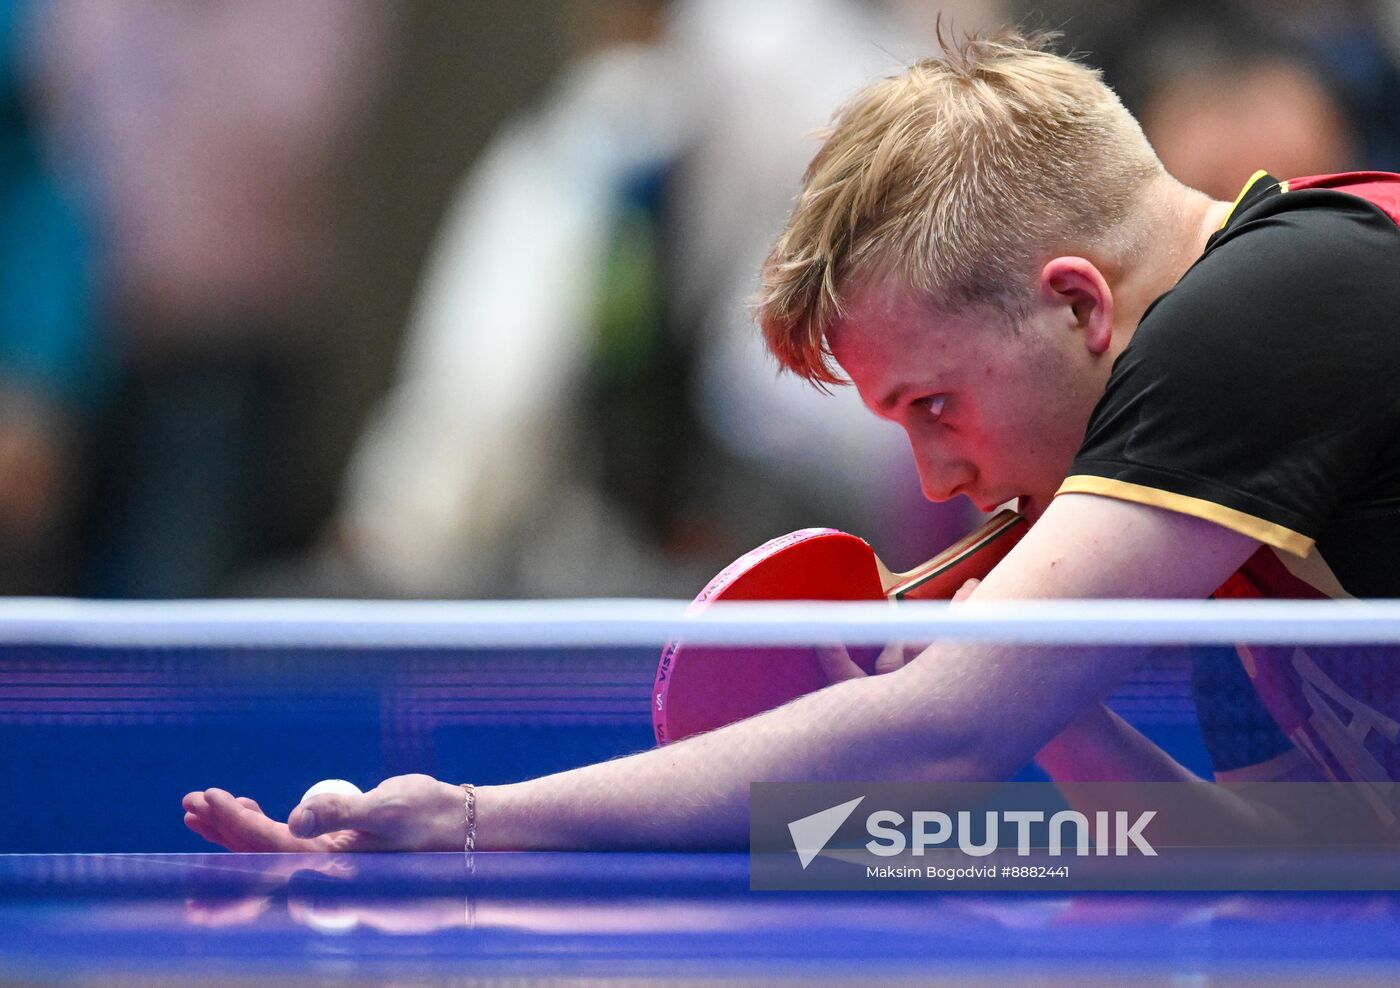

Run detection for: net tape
[[0, 598, 1397, 647]]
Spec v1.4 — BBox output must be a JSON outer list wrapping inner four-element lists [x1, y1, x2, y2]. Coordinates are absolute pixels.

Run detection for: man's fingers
[[820, 579, 980, 683], [185, 895, 272, 928], [815, 644, 867, 683], [189, 791, 261, 852], [201, 789, 264, 851], [184, 812, 221, 846], [185, 790, 260, 817], [952, 578, 981, 603], [204, 788, 310, 852], [874, 641, 911, 675], [184, 787, 342, 853]]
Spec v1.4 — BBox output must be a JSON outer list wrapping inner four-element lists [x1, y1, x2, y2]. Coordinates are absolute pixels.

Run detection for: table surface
[[3, 852, 1400, 985]]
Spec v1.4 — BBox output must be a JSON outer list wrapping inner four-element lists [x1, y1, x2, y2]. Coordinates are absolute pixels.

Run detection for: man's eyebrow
[[877, 382, 934, 413], [876, 385, 909, 413]]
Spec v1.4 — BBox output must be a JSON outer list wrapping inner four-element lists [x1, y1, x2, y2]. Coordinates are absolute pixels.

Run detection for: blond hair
[[758, 30, 1163, 384]]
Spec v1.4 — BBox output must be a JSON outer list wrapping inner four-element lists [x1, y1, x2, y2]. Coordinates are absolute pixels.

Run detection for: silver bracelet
[[462, 783, 477, 853]]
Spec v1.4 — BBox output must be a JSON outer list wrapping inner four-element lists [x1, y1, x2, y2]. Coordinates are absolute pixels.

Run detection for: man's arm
[[455, 493, 1261, 849], [1037, 700, 1342, 842], [192, 493, 1260, 851]]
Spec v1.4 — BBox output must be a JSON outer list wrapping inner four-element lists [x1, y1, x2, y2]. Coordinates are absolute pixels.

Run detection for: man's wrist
[[418, 778, 469, 851], [467, 783, 510, 851], [461, 782, 477, 851]]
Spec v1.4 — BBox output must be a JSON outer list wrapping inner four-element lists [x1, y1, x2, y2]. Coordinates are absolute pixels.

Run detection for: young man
[[184, 31, 1400, 853]]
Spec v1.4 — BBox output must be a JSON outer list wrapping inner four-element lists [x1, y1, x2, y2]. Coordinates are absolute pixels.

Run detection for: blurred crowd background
[[0, 0, 1393, 600]]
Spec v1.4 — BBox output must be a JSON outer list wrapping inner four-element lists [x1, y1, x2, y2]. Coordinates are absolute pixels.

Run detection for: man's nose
[[913, 448, 974, 502]]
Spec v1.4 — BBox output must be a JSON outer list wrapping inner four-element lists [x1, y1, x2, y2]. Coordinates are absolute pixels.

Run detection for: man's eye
[[916, 395, 947, 420]]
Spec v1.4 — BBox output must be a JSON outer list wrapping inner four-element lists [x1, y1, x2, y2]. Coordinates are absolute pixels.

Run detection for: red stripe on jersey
[[1286, 171, 1400, 226]]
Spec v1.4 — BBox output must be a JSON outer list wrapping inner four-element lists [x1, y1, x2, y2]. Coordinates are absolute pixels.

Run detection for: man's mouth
[[1016, 495, 1046, 522]]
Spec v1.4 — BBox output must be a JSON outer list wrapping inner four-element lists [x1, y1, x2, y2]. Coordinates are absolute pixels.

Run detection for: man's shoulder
[[1069, 173, 1400, 563], [1133, 175, 1400, 363], [1211, 172, 1400, 266]]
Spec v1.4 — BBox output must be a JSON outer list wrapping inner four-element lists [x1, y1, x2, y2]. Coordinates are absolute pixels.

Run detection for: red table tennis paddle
[[653, 508, 1028, 744]]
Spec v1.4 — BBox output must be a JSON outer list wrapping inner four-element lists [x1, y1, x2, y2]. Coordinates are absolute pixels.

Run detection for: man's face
[[829, 279, 1109, 519]]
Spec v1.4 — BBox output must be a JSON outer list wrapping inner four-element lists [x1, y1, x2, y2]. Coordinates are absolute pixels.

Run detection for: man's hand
[[183, 774, 464, 852], [816, 578, 981, 682]]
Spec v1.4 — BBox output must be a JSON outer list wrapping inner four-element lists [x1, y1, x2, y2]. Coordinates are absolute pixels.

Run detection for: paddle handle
[[879, 509, 1029, 601]]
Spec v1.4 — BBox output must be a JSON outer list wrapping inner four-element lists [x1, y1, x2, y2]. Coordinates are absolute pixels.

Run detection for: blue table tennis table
[[3, 851, 1399, 984], [4, 606, 1399, 983]]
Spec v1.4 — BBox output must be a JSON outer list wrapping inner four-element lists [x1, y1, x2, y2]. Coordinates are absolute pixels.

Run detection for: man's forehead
[[830, 284, 980, 367], [830, 285, 923, 360], [838, 276, 930, 326]]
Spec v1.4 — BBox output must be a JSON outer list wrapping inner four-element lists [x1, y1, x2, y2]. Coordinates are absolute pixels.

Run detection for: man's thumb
[[816, 644, 868, 683], [289, 794, 364, 838], [952, 578, 981, 603]]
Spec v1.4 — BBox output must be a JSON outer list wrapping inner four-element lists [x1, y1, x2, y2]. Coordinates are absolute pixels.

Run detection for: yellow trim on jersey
[[1220, 169, 1273, 229], [1276, 546, 1353, 599], [1056, 475, 1314, 556]]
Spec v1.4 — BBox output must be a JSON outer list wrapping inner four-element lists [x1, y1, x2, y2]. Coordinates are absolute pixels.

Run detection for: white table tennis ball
[[300, 779, 363, 802], [299, 906, 360, 934]]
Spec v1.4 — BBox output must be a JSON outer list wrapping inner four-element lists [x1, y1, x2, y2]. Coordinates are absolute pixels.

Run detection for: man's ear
[[1038, 257, 1114, 356]]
